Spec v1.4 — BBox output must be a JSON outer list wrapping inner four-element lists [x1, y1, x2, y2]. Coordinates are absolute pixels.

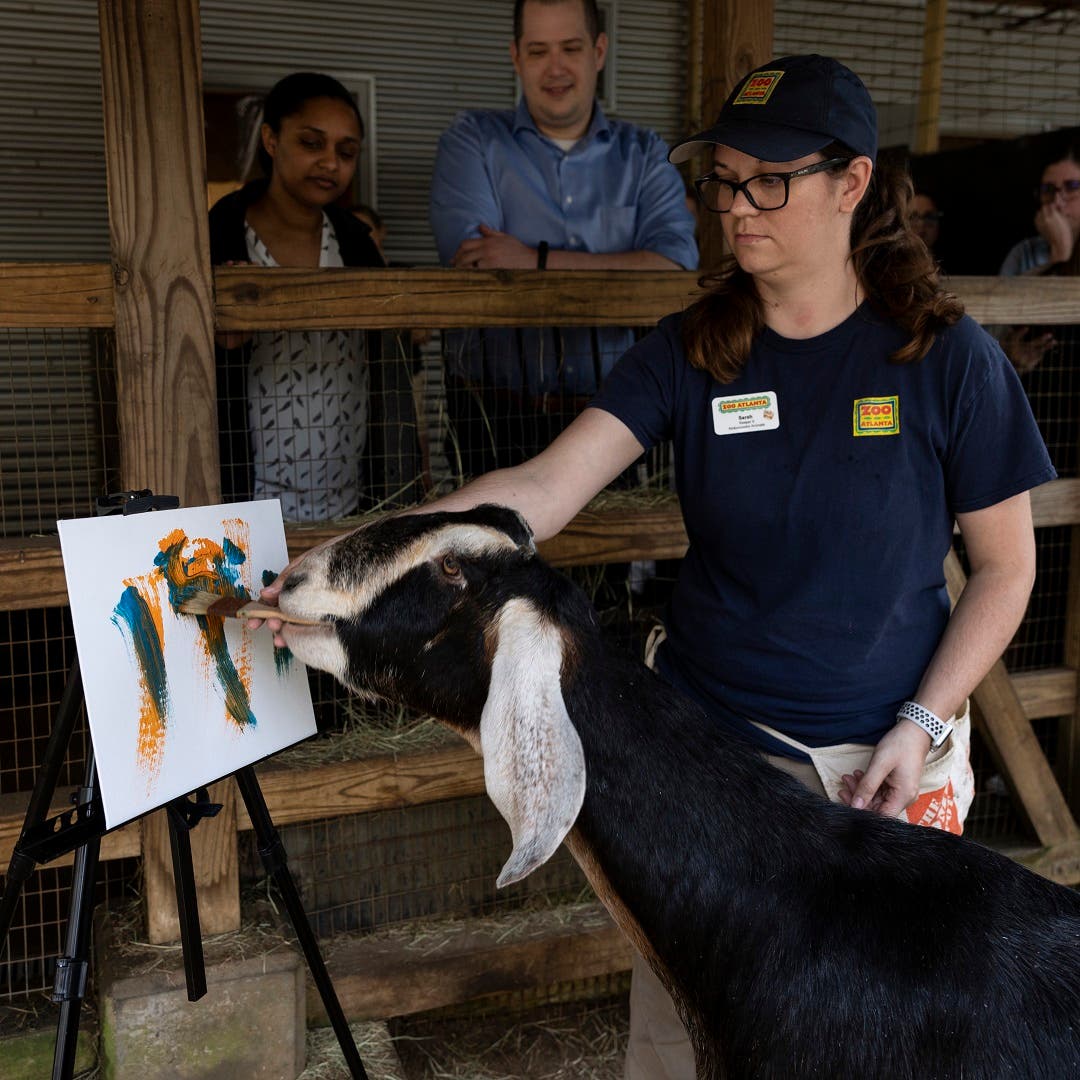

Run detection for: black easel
[[0, 491, 368, 1080]]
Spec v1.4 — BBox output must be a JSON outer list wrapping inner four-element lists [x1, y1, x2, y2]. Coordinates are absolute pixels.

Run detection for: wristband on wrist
[[896, 700, 953, 749], [536, 241, 549, 270]]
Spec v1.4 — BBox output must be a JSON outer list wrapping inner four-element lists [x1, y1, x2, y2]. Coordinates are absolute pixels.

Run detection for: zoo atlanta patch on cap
[[731, 70, 785, 106]]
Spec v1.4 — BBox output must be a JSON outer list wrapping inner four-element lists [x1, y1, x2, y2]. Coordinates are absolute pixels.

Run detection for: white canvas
[[57, 500, 317, 828]]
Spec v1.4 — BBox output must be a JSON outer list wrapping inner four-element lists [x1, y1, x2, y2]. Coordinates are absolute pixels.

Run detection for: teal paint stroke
[[112, 584, 170, 725], [262, 567, 294, 677]]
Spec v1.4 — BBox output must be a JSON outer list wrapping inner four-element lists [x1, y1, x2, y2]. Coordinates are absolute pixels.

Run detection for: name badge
[[712, 391, 779, 435]]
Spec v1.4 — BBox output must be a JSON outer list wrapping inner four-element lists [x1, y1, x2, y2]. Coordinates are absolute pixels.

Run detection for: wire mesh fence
[[0, 328, 118, 538], [1, 308, 1077, 1002]]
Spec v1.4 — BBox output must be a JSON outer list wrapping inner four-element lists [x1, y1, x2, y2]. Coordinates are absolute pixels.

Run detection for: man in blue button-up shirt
[[429, 0, 698, 477]]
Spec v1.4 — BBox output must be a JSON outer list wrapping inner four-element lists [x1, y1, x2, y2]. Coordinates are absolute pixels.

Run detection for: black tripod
[[0, 491, 368, 1079]]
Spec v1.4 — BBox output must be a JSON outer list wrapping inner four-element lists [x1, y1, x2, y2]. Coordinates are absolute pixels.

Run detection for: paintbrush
[[177, 590, 321, 626]]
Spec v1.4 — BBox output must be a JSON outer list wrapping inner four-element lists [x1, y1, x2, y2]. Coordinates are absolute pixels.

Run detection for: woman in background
[[210, 71, 384, 520]]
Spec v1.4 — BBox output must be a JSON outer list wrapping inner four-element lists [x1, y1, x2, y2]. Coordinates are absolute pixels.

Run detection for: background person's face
[[1041, 158, 1080, 237], [910, 194, 940, 249], [511, 0, 607, 139], [263, 97, 361, 207]]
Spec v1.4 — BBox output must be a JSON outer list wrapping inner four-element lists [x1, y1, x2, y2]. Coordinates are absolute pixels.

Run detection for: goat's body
[[565, 626, 1080, 1078], [278, 506, 1080, 1079]]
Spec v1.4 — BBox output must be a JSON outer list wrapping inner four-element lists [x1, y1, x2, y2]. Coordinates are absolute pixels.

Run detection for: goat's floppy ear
[[480, 597, 586, 888]]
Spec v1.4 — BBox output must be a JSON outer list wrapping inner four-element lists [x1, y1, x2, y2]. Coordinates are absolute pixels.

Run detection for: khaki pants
[[623, 753, 825, 1080]]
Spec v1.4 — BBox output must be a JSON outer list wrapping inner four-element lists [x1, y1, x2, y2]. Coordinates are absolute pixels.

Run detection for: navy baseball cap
[[669, 54, 877, 166]]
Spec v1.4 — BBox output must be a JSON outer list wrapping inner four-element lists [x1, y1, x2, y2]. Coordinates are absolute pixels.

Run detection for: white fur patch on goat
[[277, 623, 350, 685], [283, 523, 523, 622], [481, 597, 586, 889]]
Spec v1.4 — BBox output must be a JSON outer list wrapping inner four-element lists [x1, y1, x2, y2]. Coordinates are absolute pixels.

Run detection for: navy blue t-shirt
[[590, 306, 1056, 756]]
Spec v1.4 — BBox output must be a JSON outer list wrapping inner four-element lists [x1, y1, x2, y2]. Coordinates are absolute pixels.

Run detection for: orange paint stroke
[[116, 571, 168, 786]]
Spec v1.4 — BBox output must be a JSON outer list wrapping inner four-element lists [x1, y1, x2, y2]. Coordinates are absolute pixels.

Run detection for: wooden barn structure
[[1, 0, 1079, 1074]]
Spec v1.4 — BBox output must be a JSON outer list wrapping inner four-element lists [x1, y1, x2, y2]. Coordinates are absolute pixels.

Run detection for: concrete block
[[0, 1025, 96, 1080], [97, 911, 306, 1080]]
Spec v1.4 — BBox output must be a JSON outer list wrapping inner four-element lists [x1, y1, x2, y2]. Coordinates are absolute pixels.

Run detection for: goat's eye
[[441, 554, 461, 578]]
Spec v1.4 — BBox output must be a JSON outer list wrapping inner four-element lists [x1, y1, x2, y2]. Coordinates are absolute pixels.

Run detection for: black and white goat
[[276, 505, 1080, 1080]]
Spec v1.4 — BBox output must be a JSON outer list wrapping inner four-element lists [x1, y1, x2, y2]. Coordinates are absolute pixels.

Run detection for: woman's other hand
[[837, 720, 932, 817]]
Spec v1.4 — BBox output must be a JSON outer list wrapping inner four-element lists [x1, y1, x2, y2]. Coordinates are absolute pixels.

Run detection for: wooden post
[[98, 0, 239, 942], [914, 0, 948, 155], [945, 551, 1080, 878], [694, 0, 774, 271], [1064, 511, 1080, 811]]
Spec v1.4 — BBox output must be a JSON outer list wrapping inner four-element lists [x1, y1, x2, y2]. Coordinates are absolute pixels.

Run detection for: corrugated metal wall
[[0, 0, 689, 267], [0, 1, 111, 261], [3, 2, 1077, 263], [775, 1, 1080, 148]]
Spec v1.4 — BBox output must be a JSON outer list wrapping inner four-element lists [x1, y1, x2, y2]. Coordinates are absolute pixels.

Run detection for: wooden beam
[[1012, 667, 1079, 721], [0, 264, 114, 328], [945, 550, 1080, 848], [695, 1, 773, 271], [308, 902, 631, 1023], [0, 790, 140, 867], [243, 744, 486, 830], [6, 480, 1080, 611], [1063, 515, 1080, 810], [98, 0, 236, 943], [914, 0, 949, 155], [1030, 477, 1080, 528], [956, 276, 1080, 326], [140, 779, 240, 943], [214, 267, 703, 330], [0, 264, 1076, 330], [98, 0, 220, 507], [0, 537, 72, 610], [213, 270, 1080, 330]]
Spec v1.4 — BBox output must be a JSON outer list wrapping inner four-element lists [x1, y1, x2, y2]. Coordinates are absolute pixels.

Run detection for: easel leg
[[51, 748, 101, 1080], [0, 659, 84, 944], [165, 798, 209, 1001], [234, 766, 369, 1080]]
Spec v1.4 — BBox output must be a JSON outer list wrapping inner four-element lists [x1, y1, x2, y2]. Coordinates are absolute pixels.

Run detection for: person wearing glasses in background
[[1001, 144, 1080, 277], [261, 55, 1054, 1078], [997, 145, 1080, 375], [910, 190, 944, 259]]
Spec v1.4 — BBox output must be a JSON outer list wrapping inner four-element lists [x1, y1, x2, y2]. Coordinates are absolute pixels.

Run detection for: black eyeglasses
[[910, 211, 944, 224], [1036, 179, 1080, 203], [693, 157, 851, 213]]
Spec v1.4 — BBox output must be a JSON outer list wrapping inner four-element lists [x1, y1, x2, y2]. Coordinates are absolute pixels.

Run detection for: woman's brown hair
[[681, 145, 964, 383]]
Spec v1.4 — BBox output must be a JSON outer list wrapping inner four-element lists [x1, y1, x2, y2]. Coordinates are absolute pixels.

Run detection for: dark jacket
[[208, 177, 384, 267], [209, 179, 384, 503]]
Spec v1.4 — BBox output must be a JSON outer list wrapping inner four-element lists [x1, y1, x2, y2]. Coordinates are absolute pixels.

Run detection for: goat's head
[[277, 505, 588, 887]]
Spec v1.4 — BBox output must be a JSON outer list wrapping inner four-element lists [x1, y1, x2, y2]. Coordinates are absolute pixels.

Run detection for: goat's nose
[[280, 571, 307, 594]]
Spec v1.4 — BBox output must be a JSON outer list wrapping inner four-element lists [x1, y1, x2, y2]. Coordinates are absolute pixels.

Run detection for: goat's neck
[[563, 641, 815, 1032]]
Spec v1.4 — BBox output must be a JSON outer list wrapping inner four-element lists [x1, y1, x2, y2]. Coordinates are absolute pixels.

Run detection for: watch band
[[536, 241, 549, 270], [896, 700, 953, 749]]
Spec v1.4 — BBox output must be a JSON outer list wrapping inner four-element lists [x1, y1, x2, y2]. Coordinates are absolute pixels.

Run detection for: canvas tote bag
[[750, 706, 975, 834], [643, 624, 975, 834]]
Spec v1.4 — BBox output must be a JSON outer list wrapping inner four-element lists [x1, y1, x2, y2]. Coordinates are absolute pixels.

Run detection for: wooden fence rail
[[3, 481, 1078, 612], [2, 262, 1080, 329]]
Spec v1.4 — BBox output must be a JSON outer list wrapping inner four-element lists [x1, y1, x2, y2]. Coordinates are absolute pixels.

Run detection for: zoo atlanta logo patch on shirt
[[853, 395, 900, 436]]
